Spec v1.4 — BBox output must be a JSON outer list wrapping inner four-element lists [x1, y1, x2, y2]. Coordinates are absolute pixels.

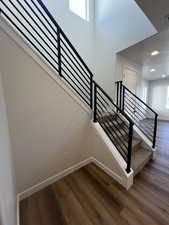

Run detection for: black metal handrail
[[115, 81, 158, 148], [0, 0, 93, 109], [0, 0, 135, 173], [94, 81, 134, 173]]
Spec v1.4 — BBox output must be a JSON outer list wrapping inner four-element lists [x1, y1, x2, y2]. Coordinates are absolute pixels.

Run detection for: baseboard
[[91, 158, 122, 184], [18, 157, 132, 205], [18, 158, 93, 201]]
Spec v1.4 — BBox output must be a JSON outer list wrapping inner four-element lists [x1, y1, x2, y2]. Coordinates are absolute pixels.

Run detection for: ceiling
[[135, 0, 169, 31], [119, 27, 169, 80], [119, 0, 169, 81]]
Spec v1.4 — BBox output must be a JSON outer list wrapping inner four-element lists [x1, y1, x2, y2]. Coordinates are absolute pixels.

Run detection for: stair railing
[[93, 81, 134, 173], [0, 0, 134, 173], [0, 0, 93, 109], [115, 81, 158, 149]]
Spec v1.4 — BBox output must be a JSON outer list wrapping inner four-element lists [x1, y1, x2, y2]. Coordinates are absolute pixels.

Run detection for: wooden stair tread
[[132, 148, 152, 175]]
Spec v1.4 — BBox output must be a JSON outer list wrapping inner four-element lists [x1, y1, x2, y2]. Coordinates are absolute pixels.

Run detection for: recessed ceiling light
[[150, 69, 156, 72], [151, 51, 159, 56], [162, 74, 166, 78]]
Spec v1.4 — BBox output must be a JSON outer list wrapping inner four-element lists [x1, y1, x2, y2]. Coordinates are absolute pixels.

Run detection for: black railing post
[[116, 81, 120, 110], [152, 113, 158, 149], [126, 121, 134, 173], [57, 27, 62, 77], [93, 82, 97, 123], [90, 76, 93, 110], [122, 86, 125, 112], [119, 81, 123, 110]]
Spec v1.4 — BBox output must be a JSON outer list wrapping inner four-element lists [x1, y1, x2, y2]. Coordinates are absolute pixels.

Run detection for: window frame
[[69, 0, 89, 21]]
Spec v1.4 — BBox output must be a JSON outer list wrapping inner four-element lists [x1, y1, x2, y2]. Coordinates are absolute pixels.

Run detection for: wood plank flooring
[[20, 121, 169, 225]]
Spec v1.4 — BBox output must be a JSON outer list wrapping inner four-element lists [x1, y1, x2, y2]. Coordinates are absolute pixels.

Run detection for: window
[[69, 0, 89, 21], [142, 87, 148, 103], [166, 86, 169, 109]]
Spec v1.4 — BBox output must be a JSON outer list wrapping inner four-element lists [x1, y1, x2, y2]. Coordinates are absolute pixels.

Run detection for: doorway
[[122, 66, 137, 93], [122, 66, 138, 119]]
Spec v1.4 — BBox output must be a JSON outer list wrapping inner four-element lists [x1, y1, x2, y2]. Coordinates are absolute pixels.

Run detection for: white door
[[122, 66, 138, 118], [123, 67, 137, 94]]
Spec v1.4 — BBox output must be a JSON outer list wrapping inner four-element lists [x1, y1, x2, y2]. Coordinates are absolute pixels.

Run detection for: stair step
[[132, 148, 152, 175], [132, 138, 141, 152]]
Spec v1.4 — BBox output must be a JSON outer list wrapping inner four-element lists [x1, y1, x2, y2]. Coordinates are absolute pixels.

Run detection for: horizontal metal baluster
[[61, 62, 90, 96], [61, 46, 90, 85], [100, 122, 128, 160], [31, 0, 57, 34], [2, 2, 58, 66], [124, 93, 154, 118], [60, 39, 91, 80], [62, 76, 90, 106], [61, 68, 90, 99], [17, 0, 57, 50], [61, 54, 90, 89], [0, 9, 58, 73]]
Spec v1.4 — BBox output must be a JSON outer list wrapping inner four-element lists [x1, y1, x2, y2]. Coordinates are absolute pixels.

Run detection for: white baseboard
[[16, 157, 133, 224], [18, 158, 93, 201], [18, 156, 132, 203], [92, 158, 122, 184]]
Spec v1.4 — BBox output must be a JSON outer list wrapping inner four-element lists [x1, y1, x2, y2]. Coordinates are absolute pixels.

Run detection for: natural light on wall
[[69, 0, 89, 21]]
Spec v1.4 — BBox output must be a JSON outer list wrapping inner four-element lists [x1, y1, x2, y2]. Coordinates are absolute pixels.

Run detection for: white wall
[[0, 73, 17, 225], [115, 54, 149, 100], [0, 27, 92, 193], [148, 78, 169, 120], [93, 0, 156, 96], [95, 0, 157, 52], [0, 15, 139, 194], [43, 0, 95, 72]]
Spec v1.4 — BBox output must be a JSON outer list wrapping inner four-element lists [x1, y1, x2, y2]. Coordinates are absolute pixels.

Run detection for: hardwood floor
[[20, 121, 169, 225]]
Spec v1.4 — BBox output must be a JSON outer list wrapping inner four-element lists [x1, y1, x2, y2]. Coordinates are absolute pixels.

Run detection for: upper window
[[69, 0, 89, 21], [166, 86, 169, 109]]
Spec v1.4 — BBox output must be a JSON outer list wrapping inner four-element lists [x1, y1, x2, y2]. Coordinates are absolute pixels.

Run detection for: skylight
[[69, 0, 89, 21]]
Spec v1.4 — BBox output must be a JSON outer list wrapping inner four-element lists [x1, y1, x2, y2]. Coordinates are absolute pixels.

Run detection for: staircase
[[98, 108, 153, 176], [0, 0, 158, 180]]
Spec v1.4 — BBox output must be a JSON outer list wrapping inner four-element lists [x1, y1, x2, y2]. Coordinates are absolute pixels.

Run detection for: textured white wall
[[0, 73, 17, 225], [0, 28, 92, 192]]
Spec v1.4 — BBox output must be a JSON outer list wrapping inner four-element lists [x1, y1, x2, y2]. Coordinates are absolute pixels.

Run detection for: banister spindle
[[126, 121, 134, 173], [90, 76, 93, 110], [119, 81, 123, 110], [93, 82, 97, 123], [153, 113, 158, 149], [57, 27, 62, 77]]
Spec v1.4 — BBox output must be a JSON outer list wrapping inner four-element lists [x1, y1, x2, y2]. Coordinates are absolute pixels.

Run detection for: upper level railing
[[115, 81, 158, 149], [0, 0, 134, 173]]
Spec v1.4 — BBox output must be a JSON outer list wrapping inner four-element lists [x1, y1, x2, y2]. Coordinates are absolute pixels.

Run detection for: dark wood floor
[[20, 121, 169, 225]]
